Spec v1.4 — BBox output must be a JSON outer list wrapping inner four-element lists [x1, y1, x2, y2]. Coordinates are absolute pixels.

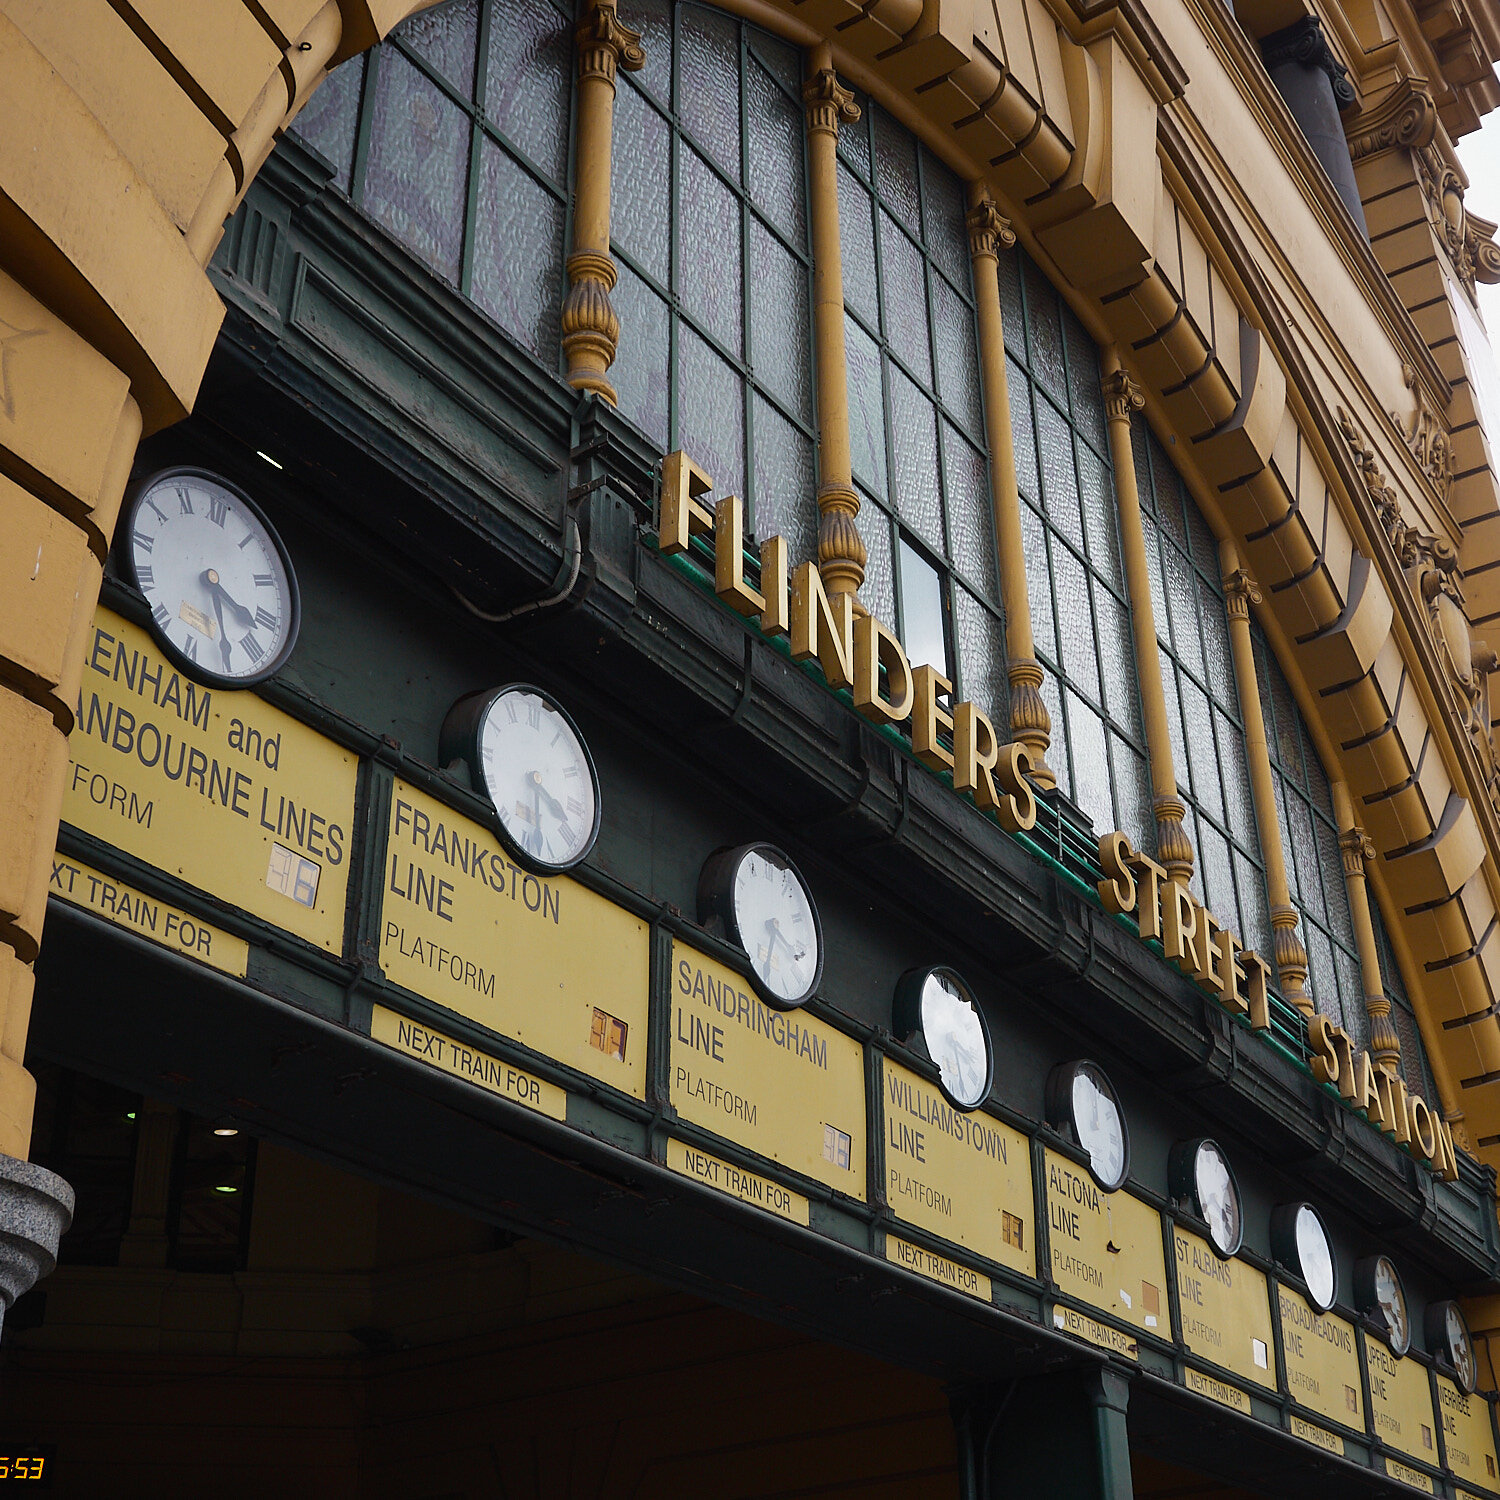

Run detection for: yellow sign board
[[1045, 1149, 1166, 1338], [50, 854, 248, 976], [885, 1236, 993, 1301], [370, 1005, 566, 1120], [881, 1057, 1033, 1277], [1278, 1287, 1363, 1430], [1185, 1367, 1251, 1414], [380, 781, 649, 1097], [1289, 1415, 1344, 1457], [1386, 1457, 1436, 1493], [669, 942, 866, 1198], [666, 1138, 810, 1226], [1052, 1304, 1139, 1359], [1367, 1338, 1439, 1466], [1173, 1228, 1275, 1391], [66, 609, 356, 951], [1436, 1377, 1500, 1494]]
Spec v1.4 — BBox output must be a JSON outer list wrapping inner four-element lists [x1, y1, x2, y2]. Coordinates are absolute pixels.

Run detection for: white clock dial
[[731, 847, 820, 1006], [1072, 1063, 1127, 1190], [1295, 1205, 1336, 1311], [920, 971, 989, 1109], [1374, 1256, 1409, 1355], [1193, 1141, 1241, 1257], [1447, 1303, 1476, 1391], [478, 687, 599, 872], [128, 470, 296, 685]]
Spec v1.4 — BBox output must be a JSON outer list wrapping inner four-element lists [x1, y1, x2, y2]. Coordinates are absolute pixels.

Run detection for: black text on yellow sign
[[379, 781, 649, 1098], [669, 941, 866, 1198], [1366, 1337, 1440, 1466], [65, 608, 356, 952], [885, 1236, 992, 1302], [1436, 1376, 1500, 1495], [665, 1138, 810, 1225], [1173, 1228, 1275, 1393], [1277, 1286, 1363, 1431]]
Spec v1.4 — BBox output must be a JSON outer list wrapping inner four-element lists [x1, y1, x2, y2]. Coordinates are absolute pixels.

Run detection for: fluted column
[[1219, 550, 1312, 1013], [1331, 780, 1403, 1070], [1102, 354, 1193, 885], [966, 187, 1054, 789], [803, 45, 866, 611], [562, 0, 644, 401]]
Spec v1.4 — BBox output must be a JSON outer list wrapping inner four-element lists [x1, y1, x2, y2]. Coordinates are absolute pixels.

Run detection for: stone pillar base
[[0, 1154, 73, 1339]]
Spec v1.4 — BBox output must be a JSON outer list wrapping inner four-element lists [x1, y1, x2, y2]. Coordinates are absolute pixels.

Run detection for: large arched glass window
[[838, 98, 1006, 726], [609, 1, 818, 563], [1134, 422, 1273, 959], [1000, 247, 1149, 847], [290, 0, 573, 365]]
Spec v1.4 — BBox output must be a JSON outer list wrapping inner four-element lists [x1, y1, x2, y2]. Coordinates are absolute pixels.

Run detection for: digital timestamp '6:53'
[[0, 1452, 52, 1484]]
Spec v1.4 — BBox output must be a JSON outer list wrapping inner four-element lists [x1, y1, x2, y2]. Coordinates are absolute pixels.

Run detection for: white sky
[[1457, 79, 1500, 340]]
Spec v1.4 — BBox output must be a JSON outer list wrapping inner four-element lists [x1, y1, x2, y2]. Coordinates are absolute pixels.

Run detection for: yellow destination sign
[[1386, 1457, 1436, 1494], [1367, 1337, 1439, 1466], [1436, 1377, 1500, 1494], [1173, 1228, 1275, 1391], [1289, 1415, 1344, 1457], [667, 1138, 810, 1226], [669, 941, 866, 1198], [50, 854, 248, 977], [1045, 1149, 1166, 1337], [380, 781, 649, 1097], [66, 608, 356, 952], [370, 1005, 566, 1121], [885, 1236, 992, 1301], [1278, 1286, 1363, 1430], [1053, 1304, 1139, 1359], [881, 1057, 1032, 1277], [1185, 1367, 1251, 1414]]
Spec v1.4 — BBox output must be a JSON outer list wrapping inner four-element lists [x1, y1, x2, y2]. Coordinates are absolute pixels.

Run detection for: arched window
[[838, 99, 1006, 724], [291, 0, 573, 365], [609, 1, 818, 563], [1000, 246, 1149, 848]]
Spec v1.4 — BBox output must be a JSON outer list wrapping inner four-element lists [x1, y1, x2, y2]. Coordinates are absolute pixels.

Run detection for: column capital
[[1102, 367, 1144, 422], [575, 0, 645, 87], [1339, 825, 1376, 876], [1221, 566, 1262, 618], [803, 67, 860, 138], [966, 201, 1015, 262]]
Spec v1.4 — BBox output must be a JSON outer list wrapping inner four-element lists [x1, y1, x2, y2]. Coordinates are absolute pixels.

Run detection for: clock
[[125, 467, 299, 686], [1047, 1060, 1129, 1192], [1355, 1254, 1410, 1356], [894, 965, 992, 1110], [1271, 1202, 1336, 1312], [1427, 1299, 1477, 1393], [699, 843, 822, 1009], [441, 684, 601, 874], [1170, 1138, 1243, 1258]]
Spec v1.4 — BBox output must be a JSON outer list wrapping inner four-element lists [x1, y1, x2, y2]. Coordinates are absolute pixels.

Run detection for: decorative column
[[1101, 354, 1193, 885], [966, 187, 1054, 789], [562, 0, 644, 402], [1219, 548, 1312, 1013], [803, 44, 866, 611], [1331, 779, 1404, 1071]]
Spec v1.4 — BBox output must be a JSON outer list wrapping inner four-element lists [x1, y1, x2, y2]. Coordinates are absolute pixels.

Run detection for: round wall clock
[[699, 844, 823, 1010], [125, 467, 299, 687], [1047, 1060, 1129, 1192], [894, 966, 992, 1110], [445, 684, 601, 874], [1427, 1299, 1477, 1392], [1355, 1254, 1410, 1357], [1170, 1138, 1243, 1258], [1271, 1202, 1337, 1312]]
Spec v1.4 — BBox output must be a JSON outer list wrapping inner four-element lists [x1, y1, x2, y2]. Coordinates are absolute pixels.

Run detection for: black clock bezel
[[440, 683, 603, 875], [1169, 1137, 1244, 1259], [124, 466, 301, 689], [698, 842, 824, 1011], [1046, 1059, 1131, 1192], [1270, 1201, 1338, 1313], [1355, 1253, 1411, 1357], [1426, 1298, 1477, 1393], [893, 965, 994, 1112]]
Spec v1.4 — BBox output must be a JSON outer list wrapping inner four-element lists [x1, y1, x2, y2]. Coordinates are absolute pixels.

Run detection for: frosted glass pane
[[611, 260, 669, 448], [880, 212, 932, 386], [1181, 678, 1222, 823], [998, 249, 1024, 357], [631, 0, 673, 105], [1066, 315, 1105, 450], [1198, 821, 1237, 932], [1287, 794, 1324, 922], [899, 539, 948, 677], [1041, 666, 1070, 800], [890, 368, 942, 551], [1235, 850, 1273, 958], [1053, 546, 1101, 705], [1022, 502, 1056, 661], [1216, 707, 1258, 850], [1111, 734, 1154, 852], [1187, 493, 1220, 574], [1037, 400, 1084, 549], [1076, 445, 1118, 586], [364, 50, 469, 283], [932, 272, 982, 438], [1319, 815, 1356, 946], [837, 96, 871, 177], [944, 421, 995, 597], [612, 82, 671, 283], [471, 141, 564, 360], [679, 146, 742, 355], [1008, 359, 1040, 503], [1095, 587, 1140, 738], [839, 166, 878, 330], [1164, 548, 1204, 678], [485, 0, 571, 183], [749, 33, 800, 95], [956, 586, 1007, 726], [1140, 513, 1170, 646], [861, 499, 896, 631], [922, 147, 969, 287], [752, 395, 815, 566], [292, 55, 362, 191], [1164, 672, 1191, 800], [1273, 779, 1299, 906], [679, 6, 740, 178], [1023, 255, 1067, 403], [1302, 721, 1337, 815], [1304, 925, 1339, 1026], [845, 315, 887, 497], [1066, 692, 1114, 835], [874, 107, 921, 233], [398, 0, 478, 98], [750, 219, 810, 423], [746, 57, 805, 245], [677, 323, 744, 499], [1150, 434, 1190, 554], [1199, 579, 1234, 692]]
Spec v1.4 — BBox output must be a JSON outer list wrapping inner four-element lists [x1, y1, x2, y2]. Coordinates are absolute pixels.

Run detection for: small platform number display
[[266, 841, 320, 907]]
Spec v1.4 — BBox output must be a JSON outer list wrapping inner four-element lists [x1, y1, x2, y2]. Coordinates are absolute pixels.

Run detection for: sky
[[1457, 84, 1500, 340]]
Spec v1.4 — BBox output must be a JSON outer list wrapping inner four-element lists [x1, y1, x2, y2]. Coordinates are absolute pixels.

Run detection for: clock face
[[477, 686, 600, 873], [1071, 1063, 1128, 1191], [127, 469, 298, 686], [919, 970, 990, 1110], [1373, 1256, 1410, 1356], [1446, 1303, 1476, 1392], [1295, 1205, 1336, 1311], [1192, 1141, 1242, 1257], [729, 846, 821, 1008]]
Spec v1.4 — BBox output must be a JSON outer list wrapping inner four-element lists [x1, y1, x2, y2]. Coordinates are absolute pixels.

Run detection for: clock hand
[[209, 586, 233, 673], [532, 773, 567, 822], [202, 570, 254, 627]]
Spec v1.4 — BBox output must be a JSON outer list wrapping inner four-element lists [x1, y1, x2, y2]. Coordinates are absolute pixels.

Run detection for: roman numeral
[[253, 573, 275, 588], [567, 796, 585, 817], [254, 606, 278, 631], [563, 764, 579, 778], [133, 530, 154, 553], [152, 603, 169, 629], [527, 701, 541, 730], [137, 565, 154, 588], [240, 631, 265, 663], [505, 697, 518, 724], [177, 487, 193, 515], [208, 496, 228, 527], [238, 533, 255, 550], [147, 500, 168, 524], [183, 635, 199, 662]]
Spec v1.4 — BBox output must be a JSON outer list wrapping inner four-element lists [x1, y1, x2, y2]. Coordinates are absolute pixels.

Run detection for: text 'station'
[[1173, 1228, 1275, 1396], [380, 781, 649, 1098]]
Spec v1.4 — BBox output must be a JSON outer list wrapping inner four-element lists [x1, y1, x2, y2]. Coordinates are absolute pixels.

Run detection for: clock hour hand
[[201, 569, 253, 627], [209, 585, 234, 672], [531, 773, 568, 823]]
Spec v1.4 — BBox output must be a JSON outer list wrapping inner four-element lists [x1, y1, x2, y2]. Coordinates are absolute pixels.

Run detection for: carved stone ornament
[[803, 68, 860, 138], [965, 202, 1016, 262], [574, 0, 645, 87], [1101, 368, 1145, 423], [1391, 362, 1456, 503], [1260, 16, 1358, 111], [1346, 76, 1438, 161]]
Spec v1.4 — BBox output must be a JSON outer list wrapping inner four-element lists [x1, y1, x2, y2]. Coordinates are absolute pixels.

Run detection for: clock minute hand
[[532, 773, 567, 822], [202, 570, 253, 627], [209, 586, 233, 673]]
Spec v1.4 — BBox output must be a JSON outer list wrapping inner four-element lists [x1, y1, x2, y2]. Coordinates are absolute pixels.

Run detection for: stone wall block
[[1381, 790, 1486, 909], [129, 0, 285, 130], [0, 950, 32, 1067], [1364, 773, 1447, 854], [0, 696, 66, 960], [1401, 875, 1487, 964], [256, 0, 331, 48], [1297, 552, 1394, 691], [1242, 512, 1320, 603], [1219, 465, 1293, 537], [1423, 951, 1494, 1028]]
